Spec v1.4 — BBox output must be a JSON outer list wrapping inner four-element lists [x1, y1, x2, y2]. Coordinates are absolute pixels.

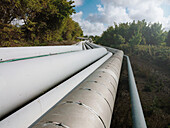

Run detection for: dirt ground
[[110, 55, 170, 128]]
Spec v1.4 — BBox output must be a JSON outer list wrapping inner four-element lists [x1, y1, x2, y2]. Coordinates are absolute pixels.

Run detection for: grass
[[111, 44, 170, 128]]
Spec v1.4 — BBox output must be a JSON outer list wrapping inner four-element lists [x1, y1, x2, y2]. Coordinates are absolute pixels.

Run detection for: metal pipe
[[103, 46, 120, 53], [85, 42, 93, 49], [0, 48, 107, 120], [84, 43, 92, 49], [82, 42, 87, 50], [0, 52, 112, 128], [87, 42, 103, 48], [125, 55, 147, 128], [30, 50, 124, 128], [0, 45, 82, 62]]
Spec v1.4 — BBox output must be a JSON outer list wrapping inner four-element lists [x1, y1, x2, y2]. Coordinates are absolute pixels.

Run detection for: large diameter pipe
[[0, 48, 107, 120], [31, 50, 124, 128], [104, 46, 120, 53], [126, 55, 147, 128], [0, 45, 82, 62], [0, 52, 112, 128]]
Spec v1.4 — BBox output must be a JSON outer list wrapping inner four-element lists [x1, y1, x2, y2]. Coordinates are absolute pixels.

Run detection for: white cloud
[[72, 0, 83, 6], [164, 0, 170, 4], [87, 4, 132, 25], [128, 3, 164, 22], [96, 5, 104, 12], [72, 0, 170, 36], [72, 11, 107, 36], [72, 11, 83, 22]]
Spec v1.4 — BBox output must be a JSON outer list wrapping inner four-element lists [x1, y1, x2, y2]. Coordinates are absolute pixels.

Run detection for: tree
[[129, 31, 142, 45], [0, 0, 24, 24], [115, 22, 129, 42], [166, 30, 170, 46], [113, 34, 125, 44], [22, 0, 75, 41], [150, 23, 165, 45], [97, 20, 168, 47], [0, 0, 84, 46]]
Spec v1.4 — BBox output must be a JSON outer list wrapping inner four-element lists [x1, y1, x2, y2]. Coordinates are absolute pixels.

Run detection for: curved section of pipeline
[[0, 48, 107, 120], [31, 50, 124, 128], [86, 42, 103, 48]]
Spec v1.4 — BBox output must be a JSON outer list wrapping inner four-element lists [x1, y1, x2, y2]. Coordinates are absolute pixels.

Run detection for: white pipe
[[82, 42, 87, 50], [82, 44, 87, 50], [0, 45, 82, 61], [0, 53, 112, 128], [31, 51, 124, 128], [84, 43, 92, 49], [87, 42, 103, 48], [0, 48, 107, 119]]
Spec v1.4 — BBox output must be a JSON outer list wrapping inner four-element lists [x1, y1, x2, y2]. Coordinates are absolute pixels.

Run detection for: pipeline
[[0, 52, 112, 128], [0, 41, 146, 128], [84, 43, 92, 49], [86, 42, 103, 48], [30, 50, 124, 128], [106, 45, 147, 128], [0, 45, 82, 62], [125, 55, 147, 128], [0, 48, 107, 120]]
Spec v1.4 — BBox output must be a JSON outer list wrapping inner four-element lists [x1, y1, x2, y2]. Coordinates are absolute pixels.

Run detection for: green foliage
[[89, 35, 100, 43], [97, 20, 167, 46], [119, 44, 170, 68], [62, 18, 83, 41], [0, 0, 24, 24], [129, 31, 142, 45], [166, 30, 170, 46], [150, 23, 165, 45], [0, 0, 83, 46], [114, 34, 125, 44], [0, 22, 23, 46]]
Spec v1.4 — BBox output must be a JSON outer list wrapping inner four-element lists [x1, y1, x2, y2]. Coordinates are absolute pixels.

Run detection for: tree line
[[0, 0, 83, 46], [93, 20, 170, 47]]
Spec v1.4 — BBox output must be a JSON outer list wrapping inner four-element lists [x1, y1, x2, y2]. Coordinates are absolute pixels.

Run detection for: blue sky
[[74, 0, 101, 19], [71, 0, 170, 36], [161, 3, 170, 17]]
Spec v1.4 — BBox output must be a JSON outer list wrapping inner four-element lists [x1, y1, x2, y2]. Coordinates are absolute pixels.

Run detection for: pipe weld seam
[[85, 81, 115, 100], [110, 82, 117, 92], [104, 67, 119, 76], [62, 101, 106, 128], [84, 81, 115, 101], [80, 88, 113, 113], [43, 121, 69, 128], [97, 69, 118, 84]]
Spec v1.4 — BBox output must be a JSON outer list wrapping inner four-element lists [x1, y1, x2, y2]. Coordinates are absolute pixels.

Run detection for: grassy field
[[110, 45, 170, 128]]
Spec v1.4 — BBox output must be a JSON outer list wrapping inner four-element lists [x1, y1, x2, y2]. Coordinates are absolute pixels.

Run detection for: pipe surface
[[31, 50, 124, 128], [125, 55, 147, 128], [0, 48, 107, 120], [84, 41, 93, 49], [84, 43, 92, 49], [87, 42, 103, 48], [0, 45, 82, 62], [0, 52, 112, 128]]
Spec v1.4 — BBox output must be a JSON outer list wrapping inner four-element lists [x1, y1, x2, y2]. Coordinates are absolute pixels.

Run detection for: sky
[[71, 0, 170, 36]]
